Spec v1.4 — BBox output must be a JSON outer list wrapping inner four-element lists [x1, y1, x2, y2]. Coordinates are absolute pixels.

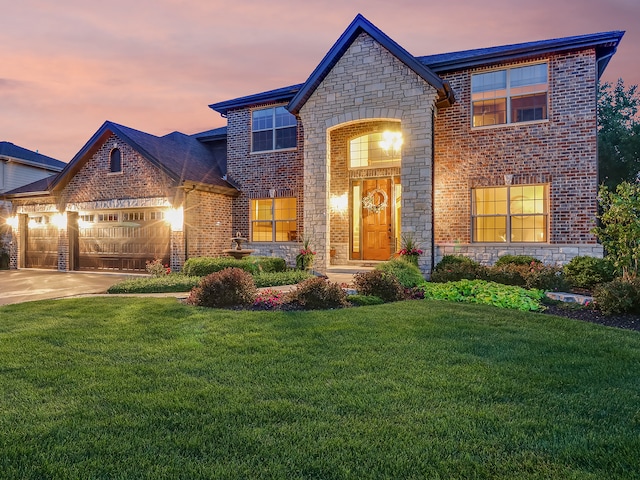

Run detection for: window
[[250, 197, 297, 242], [472, 63, 547, 127], [472, 185, 547, 242], [98, 213, 119, 222], [122, 212, 144, 221], [252, 106, 297, 152], [110, 148, 122, 172], [349, 131, 402, 169]]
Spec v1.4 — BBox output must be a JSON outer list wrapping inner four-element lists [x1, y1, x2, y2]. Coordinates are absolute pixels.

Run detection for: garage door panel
[[25, 219, 58, 269]]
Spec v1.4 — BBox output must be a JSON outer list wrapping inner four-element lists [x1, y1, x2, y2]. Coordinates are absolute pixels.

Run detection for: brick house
[[3, 15, 624, 275]]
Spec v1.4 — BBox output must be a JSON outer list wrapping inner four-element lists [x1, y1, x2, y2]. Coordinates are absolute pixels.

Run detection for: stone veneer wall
[[298, 32, 438, 274], [433, 50, 600, 265], [225, 104, 304, 266]]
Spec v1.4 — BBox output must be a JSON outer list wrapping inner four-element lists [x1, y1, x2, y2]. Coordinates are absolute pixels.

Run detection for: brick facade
[[433, 50, 603, 265]]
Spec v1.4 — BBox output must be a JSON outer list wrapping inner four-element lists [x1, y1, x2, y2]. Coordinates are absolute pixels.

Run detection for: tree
[[598, 79, 640, 189], [592, 181, 640, 279]]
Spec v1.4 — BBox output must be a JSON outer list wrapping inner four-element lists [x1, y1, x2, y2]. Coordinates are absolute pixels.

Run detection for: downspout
[[431, 106, 436, 278]]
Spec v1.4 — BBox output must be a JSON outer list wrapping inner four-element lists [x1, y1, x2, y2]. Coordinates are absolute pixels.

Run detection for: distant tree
[[598, 79, 640, 189]]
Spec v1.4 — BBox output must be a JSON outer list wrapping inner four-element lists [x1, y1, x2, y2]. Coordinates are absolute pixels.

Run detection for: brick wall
[[184, 189, 233, 258], [433, 50, 600, 264], [226, 104, 304, 263]]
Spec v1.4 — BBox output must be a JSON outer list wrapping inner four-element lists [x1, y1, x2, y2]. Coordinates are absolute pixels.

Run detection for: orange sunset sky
[[2, 0, 638, 162]]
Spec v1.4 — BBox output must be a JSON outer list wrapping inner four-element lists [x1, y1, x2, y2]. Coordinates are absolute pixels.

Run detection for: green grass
[[1, 298, 639, 479]]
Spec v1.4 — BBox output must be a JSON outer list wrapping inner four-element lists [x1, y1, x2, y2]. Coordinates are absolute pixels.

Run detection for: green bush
[[431, 255, 486, 283], [563, 256, 616, 290], [486, 263, 568, 291], [253, 270, 313, 288], [352, 270, 405, 303], [375, 258, 424, 288], [494, 255, 542, 267], [347, 294, 385, 307], [285, 277, 348, 310], [593, 277, 640, 315], [187, 267, 257, 308], [182, 256, 286, 277], [107, 274, 200, 294], [423, 279, 545, 312]]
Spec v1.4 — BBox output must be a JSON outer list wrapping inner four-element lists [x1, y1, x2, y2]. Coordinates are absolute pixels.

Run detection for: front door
[[361, 179, 392, 261]]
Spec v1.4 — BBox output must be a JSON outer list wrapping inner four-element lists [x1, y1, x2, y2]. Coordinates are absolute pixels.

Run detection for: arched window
[[110, 148, 122, 173], [349, 131, 402, 169]]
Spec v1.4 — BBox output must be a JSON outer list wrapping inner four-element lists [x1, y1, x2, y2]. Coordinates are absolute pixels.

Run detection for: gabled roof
[[2, 175, 57, 197], [209, 85, 303, 116], [0, 141, 65, 171], [418, 30, 625, 78], [46, 121, 236, 195], [288, 14, 454, 114]]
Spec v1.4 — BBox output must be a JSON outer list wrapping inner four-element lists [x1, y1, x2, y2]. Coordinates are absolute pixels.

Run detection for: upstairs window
[[471, 63, 548, 127], [252, 106, 297, 152], [349, 131, 402, 169], [109, 148, 122, 172]]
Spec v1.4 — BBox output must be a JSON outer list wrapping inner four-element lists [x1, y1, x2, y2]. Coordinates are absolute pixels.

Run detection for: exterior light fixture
[[166, 207, 184, 231], [379, 131, 403, 155], [5, 216, 18, 229], [330, 193, 349, 214], [51, 212, 67, 229]]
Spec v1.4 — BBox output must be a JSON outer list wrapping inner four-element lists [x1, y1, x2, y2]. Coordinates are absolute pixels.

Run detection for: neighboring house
[[3, 15, 624, 275]]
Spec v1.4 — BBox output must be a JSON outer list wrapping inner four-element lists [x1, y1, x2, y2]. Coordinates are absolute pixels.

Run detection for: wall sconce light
[[504, 174, 514, 185], [166, 207, 184, 231], [330, 193, 349, 214], [51, 212, 67, 229], [269, 188, 276, 198], [379, 131, 403, 155], [5, 216, 18, 229]]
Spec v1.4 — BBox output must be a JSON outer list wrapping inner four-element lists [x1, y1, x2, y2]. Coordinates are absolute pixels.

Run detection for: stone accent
[[298, 32, 438, 275], [57, 223, 69, 271], [435, 243, 604, 266], [170, 230, 185, 272], [433, 51, 599, 247]]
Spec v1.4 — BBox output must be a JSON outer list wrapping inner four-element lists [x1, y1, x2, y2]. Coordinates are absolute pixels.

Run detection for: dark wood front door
[[362, 179, 392, 261]]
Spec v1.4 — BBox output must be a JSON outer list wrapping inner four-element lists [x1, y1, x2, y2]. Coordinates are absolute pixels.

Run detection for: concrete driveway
[[0, 269, 140, 306]]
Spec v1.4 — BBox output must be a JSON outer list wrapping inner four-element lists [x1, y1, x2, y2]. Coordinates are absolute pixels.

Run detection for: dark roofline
[[0, 141, 66, 171], [191, 126, 228, 142], [209, 84, 303, 116], [288, 14, 453, 114], [419, 30, 625, 78]]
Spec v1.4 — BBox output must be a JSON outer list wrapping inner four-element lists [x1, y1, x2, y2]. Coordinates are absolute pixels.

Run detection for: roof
[[0, 141, 65, 171], [2, 175, 57, 196], [418, 30, 625, 77], [5, 121, 237, 197], [191, 126, 228, 141], [209, 23, 623, 116]]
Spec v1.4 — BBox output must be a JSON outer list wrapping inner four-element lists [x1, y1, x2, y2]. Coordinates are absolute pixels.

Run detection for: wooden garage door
[[25, 215, 58, 269], [78, 209, 170, 272]]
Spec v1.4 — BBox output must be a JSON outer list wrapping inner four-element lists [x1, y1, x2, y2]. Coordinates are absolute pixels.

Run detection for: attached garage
[[75, 208, 170, 272], [23, 213, 58, 269]]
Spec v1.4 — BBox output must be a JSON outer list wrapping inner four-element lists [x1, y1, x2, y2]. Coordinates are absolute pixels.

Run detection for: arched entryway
[[328, 120, 402, 264]]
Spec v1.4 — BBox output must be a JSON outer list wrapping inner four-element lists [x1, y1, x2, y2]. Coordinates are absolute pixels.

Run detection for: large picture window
[[252, 106, 297, 152], [472, 63, 548, 127], [472, 185, 547, 242], [251, 197, 297, 242]]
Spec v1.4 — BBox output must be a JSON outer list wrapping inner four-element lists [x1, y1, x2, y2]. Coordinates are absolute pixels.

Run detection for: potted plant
[[397, 234, 423, 266], [296, 238, 316, 271]]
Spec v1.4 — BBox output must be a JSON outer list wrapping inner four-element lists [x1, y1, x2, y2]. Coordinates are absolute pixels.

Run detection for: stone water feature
[[223, 232, 255, 259]]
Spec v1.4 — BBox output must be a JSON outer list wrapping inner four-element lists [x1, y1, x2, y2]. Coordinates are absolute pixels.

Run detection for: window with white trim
[[251, 106, 297, 152], [471, 63, 548, 127], [250, 197, 297, 242], [472, 185, 548, 242]]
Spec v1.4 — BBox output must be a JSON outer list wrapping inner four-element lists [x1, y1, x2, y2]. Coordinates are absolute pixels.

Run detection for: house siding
[[433, 50, 603, 265]]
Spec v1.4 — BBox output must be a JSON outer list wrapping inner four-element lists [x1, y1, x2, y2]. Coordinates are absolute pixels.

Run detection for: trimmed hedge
[[563, 256, 616, 290], [494, 255, 542, 267], [182, 256, 287, 277], [375, 258, 424, 288]]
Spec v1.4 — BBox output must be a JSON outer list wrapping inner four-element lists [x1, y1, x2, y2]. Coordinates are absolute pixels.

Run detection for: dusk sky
[[2, 0, 638, 162]]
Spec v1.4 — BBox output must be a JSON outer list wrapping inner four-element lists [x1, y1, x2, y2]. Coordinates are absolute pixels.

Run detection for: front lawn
[[1, 298, 639, 479]]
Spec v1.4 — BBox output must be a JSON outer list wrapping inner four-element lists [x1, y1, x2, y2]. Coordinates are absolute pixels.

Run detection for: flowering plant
[[253, 289, 284, 310], [296, 238, 316, 270], [397, 234, 423, 266], [146, 257, 171, 277]]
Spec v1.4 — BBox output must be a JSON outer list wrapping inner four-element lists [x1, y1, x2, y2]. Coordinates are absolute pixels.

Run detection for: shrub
[[486, 262, 568, 291], [431, 255, 486, 282], [494, 255, 542, 267], [107, 274, 200, 294], [145, 257, 170, 277], [422, 279, 545, 312], [593, 277, 640, 315], [252, 288, 286, 310], [563, 256, 616, 290], [183, 256, 286, 277], [352, 270, 405, 303], [375, 258, 424, 288], [348, 295, 385, 307], [186, 267, 257, 308], [284, 277, 348, 310], [253, 270, 313, 288]]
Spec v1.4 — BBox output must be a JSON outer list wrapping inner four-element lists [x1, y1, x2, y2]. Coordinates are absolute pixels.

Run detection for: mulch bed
[[540, 304, 640, 331]]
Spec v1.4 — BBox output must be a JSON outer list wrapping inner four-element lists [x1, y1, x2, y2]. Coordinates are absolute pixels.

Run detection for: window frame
[[109, 147, 122, 173], [250, 197, 298, 242], [471, 62, 548, 129], [251, 106, 297, 153], [471, 184, 549, 243]]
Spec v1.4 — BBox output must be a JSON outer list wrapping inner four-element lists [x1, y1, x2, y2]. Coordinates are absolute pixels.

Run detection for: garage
[[24, 214, 58, 269], [76, 208, 170, 272]]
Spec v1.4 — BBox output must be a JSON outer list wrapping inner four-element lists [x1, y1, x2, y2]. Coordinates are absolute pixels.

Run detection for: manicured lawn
[[1, 298, 639, 479]]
